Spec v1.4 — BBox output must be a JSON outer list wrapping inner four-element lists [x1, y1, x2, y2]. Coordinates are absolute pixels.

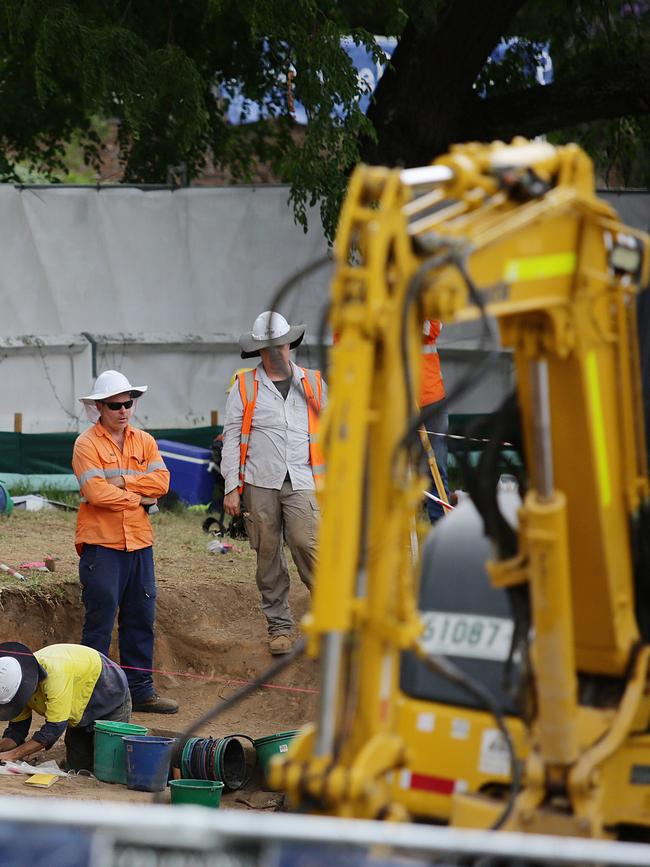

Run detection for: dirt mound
[[0, 576, 318, 738], [0, 511, 320, 807], [0, 510, 319, 739], [0, 584, 82, 649]]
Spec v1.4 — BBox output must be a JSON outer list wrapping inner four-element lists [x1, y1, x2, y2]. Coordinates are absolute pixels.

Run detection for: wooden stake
[[210, 410, 219, 427], [14, 412, 22, 433], [419, 427, 449, 505]]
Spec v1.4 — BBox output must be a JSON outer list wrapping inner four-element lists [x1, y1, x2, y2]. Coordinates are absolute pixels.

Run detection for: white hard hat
[[79, 370, 148, 423], [80, 370, 148, 403], [0, 656, 22, 706], [253, 311, 290, 340], [238, 311, 305, 359], [0, 642, 43, 721]]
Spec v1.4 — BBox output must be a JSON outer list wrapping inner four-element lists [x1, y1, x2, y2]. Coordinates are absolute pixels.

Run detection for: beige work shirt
[[221, 360, 327, 494]]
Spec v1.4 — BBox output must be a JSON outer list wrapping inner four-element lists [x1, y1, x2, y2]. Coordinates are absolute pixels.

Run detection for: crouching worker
[[0, 642, 131, 772]]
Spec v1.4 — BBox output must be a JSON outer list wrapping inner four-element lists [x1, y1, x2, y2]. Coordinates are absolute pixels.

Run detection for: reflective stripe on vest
[[237, 370, 259, 494], [299, 368, 326, 492], [237, 367, 325, 494]]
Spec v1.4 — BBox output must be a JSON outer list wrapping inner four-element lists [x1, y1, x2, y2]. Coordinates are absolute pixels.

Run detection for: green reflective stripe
[[421, 344, 438, 355], [239, 465, 246, 473], [241, 434, 250, 444], [311, 464, 326, 474], [80, 496, 88, 503], [78, 468, 105, 486], [309, 434, 319, 444], [504, 252, 577, 282], [147, 461, 167, 472]]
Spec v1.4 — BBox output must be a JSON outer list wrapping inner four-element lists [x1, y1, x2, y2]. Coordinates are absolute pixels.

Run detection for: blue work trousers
[[79, 544, 156, 702], [423, 404, 450, 524]]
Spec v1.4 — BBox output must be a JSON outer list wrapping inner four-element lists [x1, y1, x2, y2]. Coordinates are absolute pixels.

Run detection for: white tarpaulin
[[0, 185, 330, 432], [0, 183, 647, 433]]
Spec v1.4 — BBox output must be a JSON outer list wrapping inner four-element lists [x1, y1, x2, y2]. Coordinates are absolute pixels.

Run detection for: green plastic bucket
[[254, 730, 299, 778], [0, 481, 13, 515], [94, 720, 148, 784], [169, 778, 224, 808]]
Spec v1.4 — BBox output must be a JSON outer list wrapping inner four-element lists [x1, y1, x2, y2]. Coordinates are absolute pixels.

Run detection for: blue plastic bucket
[[123, 735, 176, 792]]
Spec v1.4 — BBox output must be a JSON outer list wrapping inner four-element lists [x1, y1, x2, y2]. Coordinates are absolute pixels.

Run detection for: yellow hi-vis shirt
[[12, 644, 102, 728]]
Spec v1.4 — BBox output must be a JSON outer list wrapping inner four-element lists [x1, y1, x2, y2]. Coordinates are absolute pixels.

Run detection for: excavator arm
[[271, 139, 650, 837]]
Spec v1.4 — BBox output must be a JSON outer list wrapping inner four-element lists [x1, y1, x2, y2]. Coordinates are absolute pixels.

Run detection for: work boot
[[268, 634, 293, 655], [131, 692, 179, 714]]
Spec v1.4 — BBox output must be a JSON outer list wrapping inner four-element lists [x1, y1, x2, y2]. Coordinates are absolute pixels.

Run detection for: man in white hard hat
[[72, 370, 178, 713], [221, 312, 327, 654]]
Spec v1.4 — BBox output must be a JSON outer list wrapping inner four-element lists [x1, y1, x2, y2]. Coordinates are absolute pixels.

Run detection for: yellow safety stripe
[[586, 352, 612, 509], [504, 252, 577, 283]]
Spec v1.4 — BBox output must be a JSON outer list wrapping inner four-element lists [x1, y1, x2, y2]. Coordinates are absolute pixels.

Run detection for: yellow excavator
[[269, 138, 650, 839]]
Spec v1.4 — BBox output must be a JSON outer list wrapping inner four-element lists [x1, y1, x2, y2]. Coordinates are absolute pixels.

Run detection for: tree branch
[[459, 53, 650, 143], [361, 0, 529, 166]]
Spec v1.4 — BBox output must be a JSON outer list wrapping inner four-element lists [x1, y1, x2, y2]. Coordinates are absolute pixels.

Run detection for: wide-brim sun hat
[[239, 311, 305, 359], [0, 641, 44, 721], [79, 370, 148, 403]]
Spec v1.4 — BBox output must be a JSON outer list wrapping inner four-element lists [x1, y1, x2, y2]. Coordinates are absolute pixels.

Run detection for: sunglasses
[[101, 399, 134, 410]]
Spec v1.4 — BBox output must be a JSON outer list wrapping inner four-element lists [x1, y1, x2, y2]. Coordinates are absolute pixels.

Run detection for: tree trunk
[[459, 54, 650, 143], [361, 0, 528, 167]]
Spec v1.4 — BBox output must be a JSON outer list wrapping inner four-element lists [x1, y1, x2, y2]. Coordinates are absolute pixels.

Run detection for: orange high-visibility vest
[[237, 367, 325, 494], [420, 319, 446, 406]]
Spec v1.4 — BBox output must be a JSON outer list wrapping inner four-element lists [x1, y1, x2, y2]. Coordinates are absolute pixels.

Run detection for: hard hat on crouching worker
[[0, 642, 44, 720], [79, 369, 148, 424], [238, 311, 305, 359]]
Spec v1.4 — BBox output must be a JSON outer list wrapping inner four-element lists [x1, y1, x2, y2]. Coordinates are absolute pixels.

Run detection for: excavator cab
[[394, 490, 527, 820]]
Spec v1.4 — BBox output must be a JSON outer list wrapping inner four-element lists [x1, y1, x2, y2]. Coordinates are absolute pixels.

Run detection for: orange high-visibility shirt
[[420, 319, 446, 406], [72, 423, 170, 552]]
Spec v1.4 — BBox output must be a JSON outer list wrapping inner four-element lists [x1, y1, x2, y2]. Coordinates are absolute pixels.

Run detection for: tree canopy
[[0, 0, 648, 237]]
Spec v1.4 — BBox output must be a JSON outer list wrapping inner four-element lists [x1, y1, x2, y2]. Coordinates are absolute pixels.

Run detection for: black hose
[[455, 391, 521, 560], [419, 652, 521, 832], [316, 298, 332, 381], [267, 254, 333, 383], [262, 254, 333, 415], [267, 254, 333, 320]]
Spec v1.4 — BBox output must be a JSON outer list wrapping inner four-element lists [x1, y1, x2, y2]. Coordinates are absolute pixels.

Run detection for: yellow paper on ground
[[24, 773, 58, 788]]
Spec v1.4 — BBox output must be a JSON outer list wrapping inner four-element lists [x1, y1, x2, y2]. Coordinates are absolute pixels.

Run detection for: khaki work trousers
[[243, 479, 319, 636]]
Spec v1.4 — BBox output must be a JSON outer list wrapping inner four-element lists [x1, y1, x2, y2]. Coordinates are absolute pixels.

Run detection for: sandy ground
[[0, 509, 319, 805]]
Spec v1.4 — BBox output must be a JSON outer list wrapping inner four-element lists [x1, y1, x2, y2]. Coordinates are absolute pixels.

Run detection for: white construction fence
[[0, 184, 647, 433]]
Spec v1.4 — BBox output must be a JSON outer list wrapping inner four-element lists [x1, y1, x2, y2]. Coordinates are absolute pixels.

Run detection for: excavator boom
[[271, 139, 650, 837]]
